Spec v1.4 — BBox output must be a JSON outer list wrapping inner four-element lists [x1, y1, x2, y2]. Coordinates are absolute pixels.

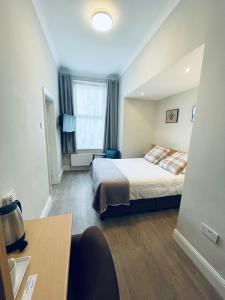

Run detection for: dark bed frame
[[100, 195, 181, 220]]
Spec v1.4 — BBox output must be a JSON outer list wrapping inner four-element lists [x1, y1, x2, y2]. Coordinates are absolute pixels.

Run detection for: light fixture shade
[[91, 12, 113, 32]]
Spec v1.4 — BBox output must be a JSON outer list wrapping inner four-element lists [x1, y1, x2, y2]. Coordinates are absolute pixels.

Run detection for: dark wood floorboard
[[49, 171, 222, 300]]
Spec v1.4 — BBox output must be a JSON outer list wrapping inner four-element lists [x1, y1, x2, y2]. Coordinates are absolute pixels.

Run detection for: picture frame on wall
[[166, 109, 179, 123], [192, 105, 196, 122]]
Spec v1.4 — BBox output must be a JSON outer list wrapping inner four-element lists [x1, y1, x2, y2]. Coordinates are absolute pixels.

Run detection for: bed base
[[100, 195, 181, 220]]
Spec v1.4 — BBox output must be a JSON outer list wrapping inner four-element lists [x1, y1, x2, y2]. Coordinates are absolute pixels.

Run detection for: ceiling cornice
[[119, 0, 181, 77], [32, 0, 59, 66]]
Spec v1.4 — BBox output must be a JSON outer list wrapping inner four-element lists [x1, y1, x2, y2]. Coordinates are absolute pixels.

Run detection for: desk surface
[[9, 214, 72, 300]]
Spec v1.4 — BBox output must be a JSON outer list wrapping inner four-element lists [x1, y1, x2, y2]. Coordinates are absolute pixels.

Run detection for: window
[[73, 80, 107, 150]]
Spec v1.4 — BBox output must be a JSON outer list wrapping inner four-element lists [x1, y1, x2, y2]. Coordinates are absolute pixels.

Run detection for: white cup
[[8, 258, 16, 290]]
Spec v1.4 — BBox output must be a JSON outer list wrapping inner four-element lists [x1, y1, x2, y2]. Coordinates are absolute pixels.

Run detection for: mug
[[8, 258, 16, 290]]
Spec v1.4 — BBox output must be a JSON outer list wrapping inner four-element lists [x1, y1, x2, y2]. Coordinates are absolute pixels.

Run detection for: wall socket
[[200, 223, 219, 244]]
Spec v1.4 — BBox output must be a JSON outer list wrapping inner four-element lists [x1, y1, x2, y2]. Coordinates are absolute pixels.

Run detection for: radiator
[[71, 153, 93, 167]]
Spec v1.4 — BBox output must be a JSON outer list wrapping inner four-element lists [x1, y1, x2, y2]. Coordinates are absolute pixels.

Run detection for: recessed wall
[[153, 88, 198, 152], [122, 99, 157, 158], [122, 88, 197, 158]]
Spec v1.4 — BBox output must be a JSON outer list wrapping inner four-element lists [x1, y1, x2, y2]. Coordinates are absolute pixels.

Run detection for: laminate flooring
[[49, 171, 222, 300]]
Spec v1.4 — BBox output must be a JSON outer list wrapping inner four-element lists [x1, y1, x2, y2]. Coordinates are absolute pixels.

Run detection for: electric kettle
[[0, 200, 28, 253]]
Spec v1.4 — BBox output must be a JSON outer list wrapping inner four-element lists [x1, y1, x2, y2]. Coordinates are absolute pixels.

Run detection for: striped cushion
[[144, 146, 170, 164], [159, 152, 187, 175]]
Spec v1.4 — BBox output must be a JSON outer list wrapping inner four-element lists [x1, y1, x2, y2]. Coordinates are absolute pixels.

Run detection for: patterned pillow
[[159, 152, 187, 175], [144, 145, 171, 164], [181, 166, 187, 174]]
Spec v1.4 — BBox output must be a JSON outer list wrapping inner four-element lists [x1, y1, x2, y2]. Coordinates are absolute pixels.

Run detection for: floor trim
[[173, 229, 225, 298], [40, 195, 53, 218], [59, 168, 64, 182], [63, 166, 71, 171]]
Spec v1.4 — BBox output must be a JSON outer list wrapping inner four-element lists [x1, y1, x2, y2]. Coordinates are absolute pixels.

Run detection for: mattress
[[113, 158, 185, 200]]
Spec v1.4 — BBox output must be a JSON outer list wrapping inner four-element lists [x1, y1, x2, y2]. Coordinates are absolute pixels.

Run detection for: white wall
[[153, 88, 198, 152], [119, 0, 211, 155], [122, 99, 156, 158], [0, 0, 62, 219], [119, 0, 225, 297], [176, 4, 225, 295]]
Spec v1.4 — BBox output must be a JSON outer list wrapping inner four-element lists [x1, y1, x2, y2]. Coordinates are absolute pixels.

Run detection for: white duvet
[[113, 158, 185, 200]]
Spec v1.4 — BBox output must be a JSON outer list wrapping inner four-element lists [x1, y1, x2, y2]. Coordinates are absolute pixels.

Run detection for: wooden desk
[[9, 214, 72, 300]]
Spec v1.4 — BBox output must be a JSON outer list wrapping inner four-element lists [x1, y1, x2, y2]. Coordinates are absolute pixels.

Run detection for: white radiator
[[71, 153, 93, 167]]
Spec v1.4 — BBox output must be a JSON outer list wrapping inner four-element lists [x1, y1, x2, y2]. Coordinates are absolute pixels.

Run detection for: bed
[[92, 157, 185, 219]]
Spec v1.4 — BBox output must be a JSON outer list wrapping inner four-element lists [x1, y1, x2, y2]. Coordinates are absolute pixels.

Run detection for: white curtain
[[73, 81, 107, 150]]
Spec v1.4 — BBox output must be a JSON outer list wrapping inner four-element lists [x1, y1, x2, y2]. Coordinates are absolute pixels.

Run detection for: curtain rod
[[58, 70, 119, 82], [72, 75, 119, 83], [72, 75, 107, 84], [73, 79, 107, 87]]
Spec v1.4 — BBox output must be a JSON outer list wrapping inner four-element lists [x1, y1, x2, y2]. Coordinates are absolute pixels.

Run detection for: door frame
[[42, 87, 59, 190]]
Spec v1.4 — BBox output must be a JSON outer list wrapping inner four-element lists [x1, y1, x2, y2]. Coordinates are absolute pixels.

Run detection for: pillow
[[181, 166, 187, 174], [144, 145, 171, 164], [159, 152, 187, 175]]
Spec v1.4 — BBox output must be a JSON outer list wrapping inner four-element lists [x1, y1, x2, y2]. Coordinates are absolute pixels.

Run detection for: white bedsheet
[[113, 158, 185, 200]]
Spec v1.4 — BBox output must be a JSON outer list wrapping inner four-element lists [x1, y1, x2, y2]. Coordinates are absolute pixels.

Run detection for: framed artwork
[[166, 109, 179, 123], [192, 105, 196, 122]]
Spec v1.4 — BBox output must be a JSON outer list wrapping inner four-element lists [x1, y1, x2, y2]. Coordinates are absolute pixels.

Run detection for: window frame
[[73, 78, 107, 151]]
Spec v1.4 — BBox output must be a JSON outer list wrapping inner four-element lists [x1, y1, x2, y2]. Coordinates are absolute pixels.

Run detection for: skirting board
[[173, 229, 225, 298], [59, 168, 64, 182], [40, 195, 53, 218], [63, 166, 71, 171]]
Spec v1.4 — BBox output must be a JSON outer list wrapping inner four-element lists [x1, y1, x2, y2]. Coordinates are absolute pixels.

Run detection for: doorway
[[43, 88, 59, 194]]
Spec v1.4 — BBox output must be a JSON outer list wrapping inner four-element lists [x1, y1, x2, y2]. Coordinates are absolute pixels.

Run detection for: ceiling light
[[141, 92, 145, 96], [185, 66, 192, 73], [91, 12, 113, 32]]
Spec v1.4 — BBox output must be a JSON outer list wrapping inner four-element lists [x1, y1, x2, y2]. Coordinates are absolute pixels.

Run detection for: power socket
[[200, 223, 219, 244]]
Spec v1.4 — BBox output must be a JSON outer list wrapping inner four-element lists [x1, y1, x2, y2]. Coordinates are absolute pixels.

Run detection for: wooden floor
[[49, 171, 221, 300]]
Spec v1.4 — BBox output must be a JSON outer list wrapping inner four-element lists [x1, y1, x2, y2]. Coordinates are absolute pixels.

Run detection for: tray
[[12, 256, 31, 298]]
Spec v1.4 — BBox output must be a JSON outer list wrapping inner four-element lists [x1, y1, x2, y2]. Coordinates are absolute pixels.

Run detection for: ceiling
[[32, 0, 180, 77], [128, 45, 205, 100]]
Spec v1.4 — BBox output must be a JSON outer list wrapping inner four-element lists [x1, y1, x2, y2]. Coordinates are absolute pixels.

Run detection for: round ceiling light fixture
[[91, 11, 113, 32]]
